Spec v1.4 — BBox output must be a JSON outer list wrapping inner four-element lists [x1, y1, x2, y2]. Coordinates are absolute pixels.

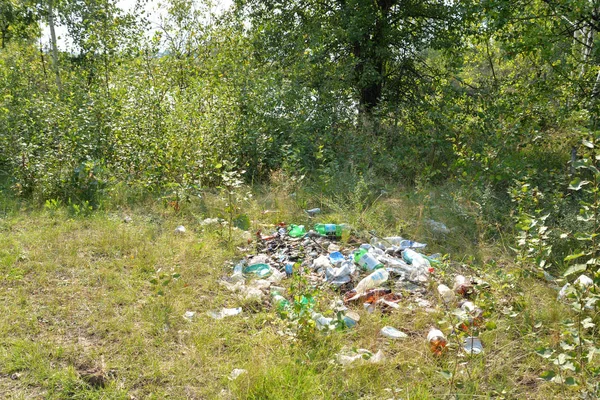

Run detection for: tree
[[0, 0, 40, 48], [234, 0, 469, 114], [58, 0, 138, 90]]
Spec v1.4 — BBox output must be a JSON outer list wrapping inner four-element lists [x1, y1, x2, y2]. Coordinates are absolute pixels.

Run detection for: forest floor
[[0, 185, 578, 399]]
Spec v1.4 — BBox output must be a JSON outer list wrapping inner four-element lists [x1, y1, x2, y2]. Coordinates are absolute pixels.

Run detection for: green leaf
[[560, 341, 575, 351], [564, 377, 577, 386], [540, 370, 555, 381], [563, 252, 585, 262], [563, 264, 587, 277], [233, 214, 251, 231], [561, 362, 576, 372], [536, 347, 554, 359], [485, 321, 497, 330], [587, 347, 596, 363], [568, 178, 590, 191], [438, 370, 452, 380], [172, 273, 181, 279], [582, 139, 594, 148], [582, 317, 595, 329], [557, 353, 571, 364], [573, 160, 588, 169]]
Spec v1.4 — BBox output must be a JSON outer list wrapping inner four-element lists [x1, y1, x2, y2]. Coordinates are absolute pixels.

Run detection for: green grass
[[0, 184, 591, 399]]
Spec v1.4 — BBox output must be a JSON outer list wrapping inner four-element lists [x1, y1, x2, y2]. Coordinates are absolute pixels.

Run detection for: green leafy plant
[[148, 271, 182, 332], [536, 279, 599, 395], [67, 198, 93, 217], [563, 135, 600, 278], [510, 180, 553, 278], [44, 198, 62, 215], [281, 273, 319, 342], [533, 135, 600, 396], [218, 165, 251, 242]]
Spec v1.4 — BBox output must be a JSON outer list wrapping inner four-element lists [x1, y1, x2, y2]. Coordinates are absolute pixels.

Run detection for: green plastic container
[[243, 263, 272, 278]]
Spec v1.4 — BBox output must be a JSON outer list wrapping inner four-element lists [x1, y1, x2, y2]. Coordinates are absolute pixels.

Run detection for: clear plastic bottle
[[403, 249, 431, 269], [383, 237, 427, 250], [463, 336, 483, 355], [352, 268, 389, 296], [231, 261, 245, 282]]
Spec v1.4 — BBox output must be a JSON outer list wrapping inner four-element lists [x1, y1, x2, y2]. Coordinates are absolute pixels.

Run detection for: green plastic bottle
[[288, 224, 307, 238], [314, 223, 350, 239], [353, 248, 384, 271]]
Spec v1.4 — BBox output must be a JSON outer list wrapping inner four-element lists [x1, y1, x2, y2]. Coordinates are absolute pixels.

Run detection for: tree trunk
[[48, 0, 62, 91], [352, 0, 395, 114]]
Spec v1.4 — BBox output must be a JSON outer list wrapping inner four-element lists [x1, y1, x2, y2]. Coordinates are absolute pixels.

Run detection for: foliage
[[217, 165, 251, 241], [510, 180, 554, 277], [537, 280, 600, 396]]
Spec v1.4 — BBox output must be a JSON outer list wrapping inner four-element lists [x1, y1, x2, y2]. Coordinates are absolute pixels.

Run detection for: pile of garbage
[[211, 217, 486, 358]]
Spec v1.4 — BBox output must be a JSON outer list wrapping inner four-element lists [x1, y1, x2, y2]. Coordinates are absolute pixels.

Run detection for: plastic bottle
[[463, 337, 483, 355], [381, 326, 408, 339], [384, 237, 427, 250], [369, 238, 387, 250], [437, 284, 456, 304], [207, 307, 242, 319], [271, 291, 290, 311], [352, 268, 389, 297], [453, 275, 473, 296], [288, 224, 307, 238], [231, 261, 245, 282], [353, 248, 384, 271], [402, 249, 431, 269], [343, 311, 360, 328], [427, 328, 447, 355], [285, 262, 294, 277], [314, 223, 350, 239]]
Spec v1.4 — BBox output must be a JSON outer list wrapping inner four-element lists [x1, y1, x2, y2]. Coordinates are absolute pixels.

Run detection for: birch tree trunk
[[48, 0, 62, 91]]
